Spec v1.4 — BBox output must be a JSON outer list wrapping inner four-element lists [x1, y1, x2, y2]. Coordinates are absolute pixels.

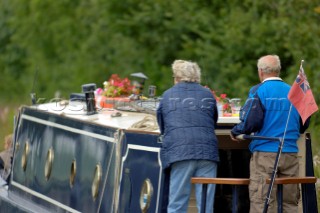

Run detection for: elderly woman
[[157, 60, 219, 213]]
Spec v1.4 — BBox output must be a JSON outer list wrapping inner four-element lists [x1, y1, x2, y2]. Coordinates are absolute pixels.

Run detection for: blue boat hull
[[0, 105, 317, 213], [1, 107, 168, 213]]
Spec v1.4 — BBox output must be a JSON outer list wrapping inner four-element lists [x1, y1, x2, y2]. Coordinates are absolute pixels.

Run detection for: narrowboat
[[0, 85, 317, 213]]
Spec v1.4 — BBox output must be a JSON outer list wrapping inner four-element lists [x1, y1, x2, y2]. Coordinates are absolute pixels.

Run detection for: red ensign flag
[[288, 64, 318, 124]]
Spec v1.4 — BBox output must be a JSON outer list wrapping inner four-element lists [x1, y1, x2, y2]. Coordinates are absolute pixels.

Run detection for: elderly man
[[230, 55, 310, 213]]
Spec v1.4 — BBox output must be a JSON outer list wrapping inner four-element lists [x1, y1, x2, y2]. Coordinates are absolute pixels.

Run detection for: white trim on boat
[[21, 114, 115, 142], [127, 144, 160, 152], [11, 181, 82, 213], [121, 144, 161, 212], [156, 151, 163, 213]]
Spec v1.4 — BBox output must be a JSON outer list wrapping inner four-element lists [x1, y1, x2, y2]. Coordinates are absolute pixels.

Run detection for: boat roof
[[30, 102, 240, 133]]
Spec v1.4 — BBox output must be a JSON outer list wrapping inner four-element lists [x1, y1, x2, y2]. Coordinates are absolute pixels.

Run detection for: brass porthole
[[70, 160, 77, 187], [91, 164, 102, 200], [21, 141, 30, 171], [44, 147, 54, 181], [140, 178, 153, 213]]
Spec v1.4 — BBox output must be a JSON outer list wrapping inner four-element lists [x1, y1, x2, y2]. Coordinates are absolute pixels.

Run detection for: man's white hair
[[172, 60, 201, 83], [257, 55, 281, 75]]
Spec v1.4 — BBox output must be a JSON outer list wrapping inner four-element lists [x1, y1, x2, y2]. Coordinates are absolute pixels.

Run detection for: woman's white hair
[[172, 60, 201, 83], [257, 55, 281, 75]]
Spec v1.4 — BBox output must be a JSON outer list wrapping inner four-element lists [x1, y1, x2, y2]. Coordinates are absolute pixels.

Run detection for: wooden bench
[[265, 177, 317, 213], [191, 178, 250, 213]]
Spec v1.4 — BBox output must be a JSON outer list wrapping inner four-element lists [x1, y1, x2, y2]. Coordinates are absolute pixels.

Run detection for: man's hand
[[230, 132, 240, 142]]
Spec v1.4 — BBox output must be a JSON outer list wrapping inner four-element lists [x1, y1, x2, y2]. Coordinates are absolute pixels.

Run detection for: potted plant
[[98, 74, 134, 108]]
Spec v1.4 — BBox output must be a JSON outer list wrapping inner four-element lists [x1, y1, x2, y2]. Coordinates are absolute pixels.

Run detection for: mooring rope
[[128, 115, 159, 131]]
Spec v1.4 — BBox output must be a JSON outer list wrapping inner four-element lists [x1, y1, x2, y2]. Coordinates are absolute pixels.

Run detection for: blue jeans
[[168, 160, 217, 213]]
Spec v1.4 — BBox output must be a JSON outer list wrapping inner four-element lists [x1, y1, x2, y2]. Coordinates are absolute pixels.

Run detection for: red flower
[[103, 74, 134, 97], [220, 94, 227, 99], [223, 103, 229, 110], [203, 86, 231, 113]]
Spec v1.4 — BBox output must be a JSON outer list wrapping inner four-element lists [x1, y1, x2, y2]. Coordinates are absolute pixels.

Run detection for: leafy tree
[[0, 0, 320, 155]]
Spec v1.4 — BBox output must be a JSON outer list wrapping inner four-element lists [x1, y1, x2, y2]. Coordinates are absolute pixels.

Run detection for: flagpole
[[262, 103, 293, 213]]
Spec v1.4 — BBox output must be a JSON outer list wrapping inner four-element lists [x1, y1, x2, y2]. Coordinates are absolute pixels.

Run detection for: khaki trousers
[[249, 152, 300, 213]]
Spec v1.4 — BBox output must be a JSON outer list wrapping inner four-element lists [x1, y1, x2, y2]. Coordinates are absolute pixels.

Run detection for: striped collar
[[262, 77, 283, 83]]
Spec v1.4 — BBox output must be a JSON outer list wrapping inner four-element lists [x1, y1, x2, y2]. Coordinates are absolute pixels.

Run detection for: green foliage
[[0, 0, 320, 146]]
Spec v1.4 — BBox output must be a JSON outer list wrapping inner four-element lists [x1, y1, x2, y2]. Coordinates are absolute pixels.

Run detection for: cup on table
[[230, 98, 241, 117], [217, 102, 223, 117]]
